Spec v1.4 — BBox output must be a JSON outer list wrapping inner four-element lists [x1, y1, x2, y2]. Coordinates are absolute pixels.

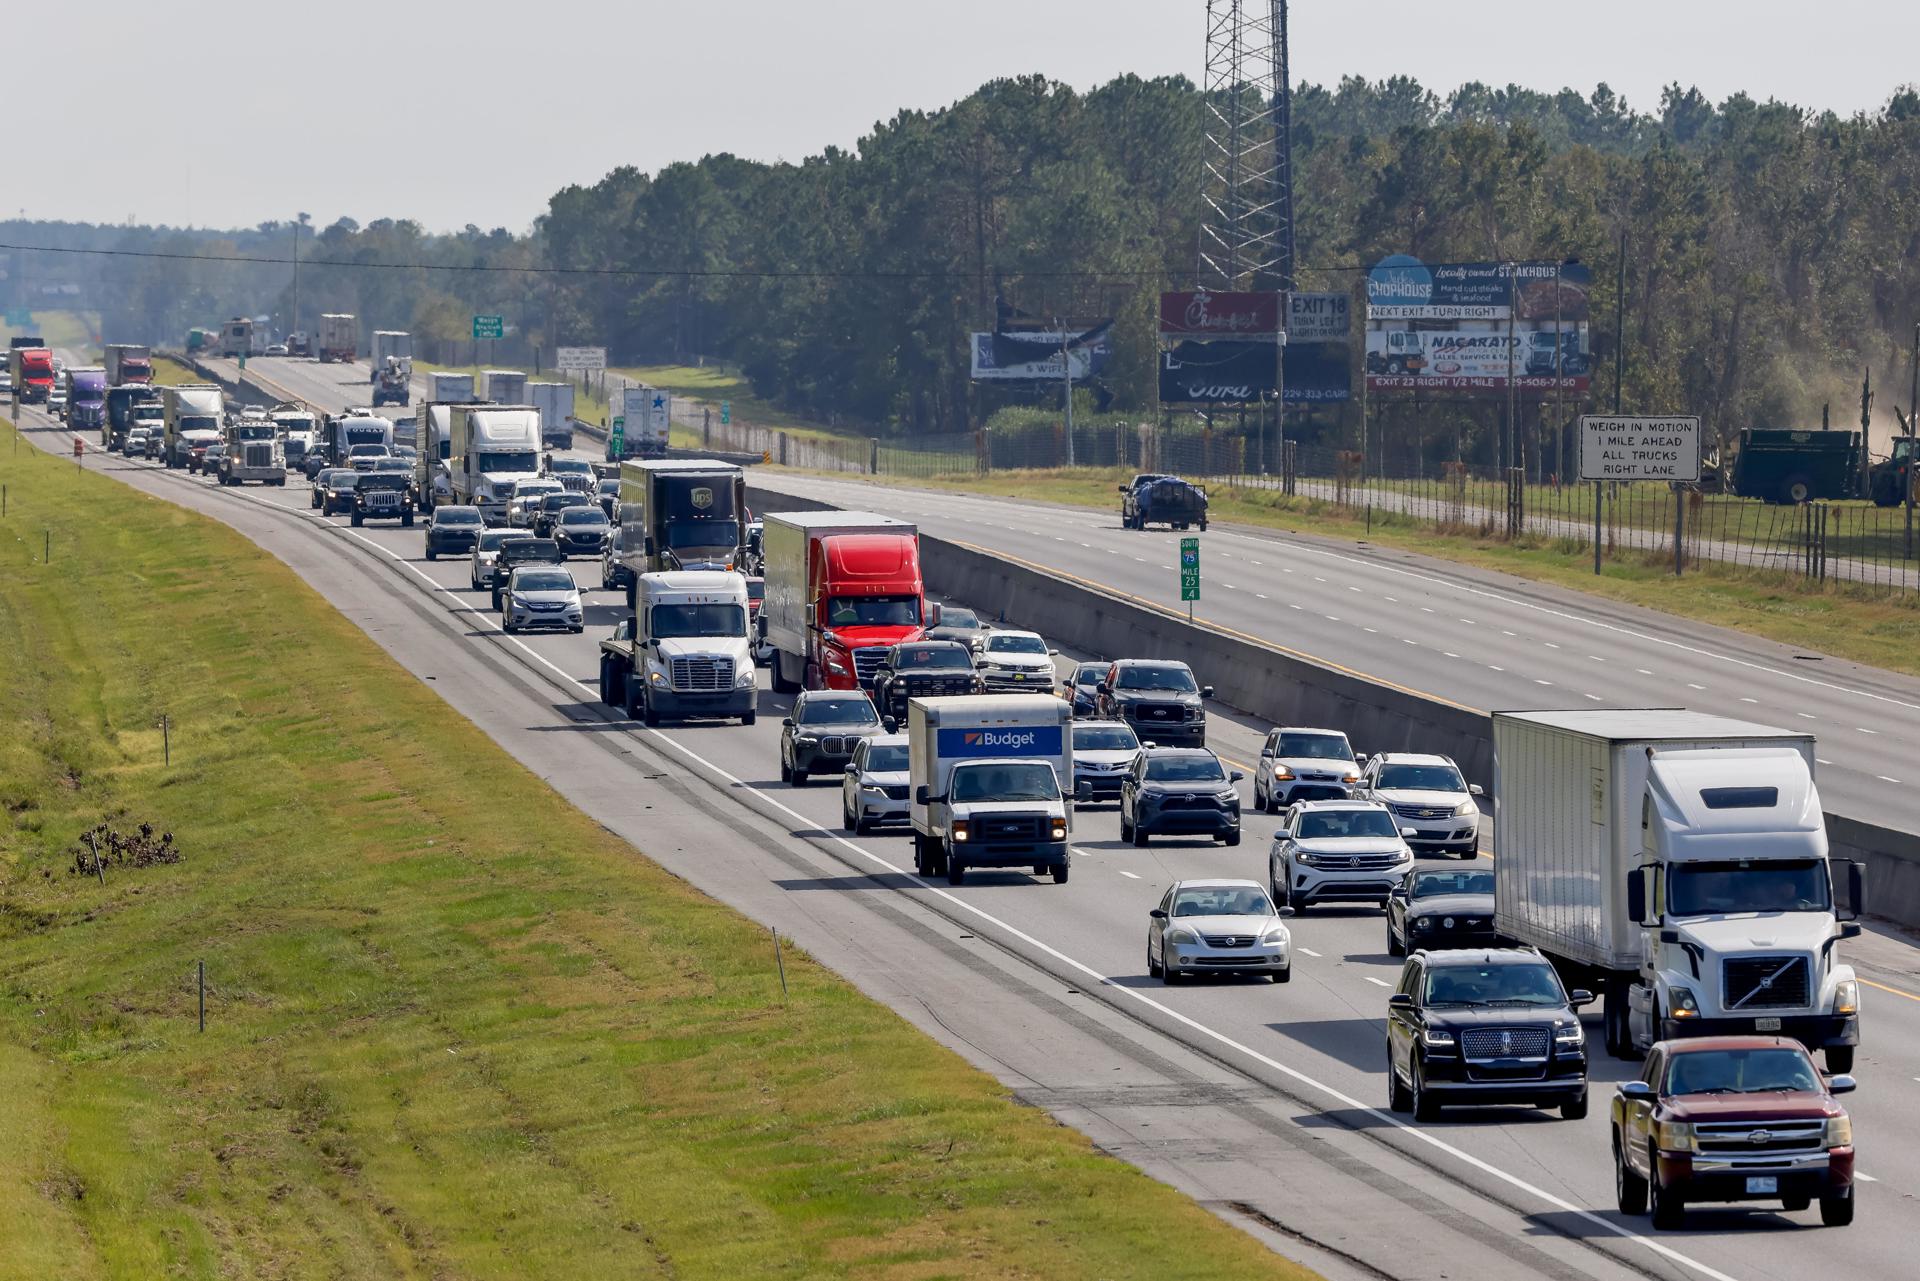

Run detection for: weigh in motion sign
[[1579, 416, 1701, 483], [1180, 537, 1200, 602]]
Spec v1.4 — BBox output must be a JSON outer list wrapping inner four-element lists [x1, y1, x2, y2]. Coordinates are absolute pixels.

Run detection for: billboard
[[1366, 255, 1592, 320], [969, 331, 1110, 382], [1287, 292, 1351, 342], [1159, 290, 1281, 338], [1158, 341, 1351, 404], [555, 346, 606, 371], [1365, 255, 1594, 393]]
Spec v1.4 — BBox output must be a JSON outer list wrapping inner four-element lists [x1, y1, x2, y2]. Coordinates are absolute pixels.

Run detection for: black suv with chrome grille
[[1386, 947, 1592, 1122], [1093, 659, 1211, 747], [870, 641, 983, 720], [351, 472, 415, 527]]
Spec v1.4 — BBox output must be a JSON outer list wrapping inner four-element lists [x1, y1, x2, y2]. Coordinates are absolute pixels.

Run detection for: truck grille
[[244, 445, 273, 467], [1694, 1120, 1825, 1156], [1723, 956, 1810, 1010], [975, 815, 1044, 845], [852, 647, 887, 686], [1128, 703, 1193, 723], [557, 475, 591, 493], [670, 656, 735, 692], [1459, 1026, 1549, 1060]]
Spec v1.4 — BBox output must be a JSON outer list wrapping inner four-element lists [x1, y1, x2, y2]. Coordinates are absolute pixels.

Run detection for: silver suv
[[1356, 753, 1483, 857], [1269, 799, 1414, 912]]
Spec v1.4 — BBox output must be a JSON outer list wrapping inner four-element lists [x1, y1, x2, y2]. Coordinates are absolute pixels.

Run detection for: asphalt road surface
[[22, 400, 1920, 1281]]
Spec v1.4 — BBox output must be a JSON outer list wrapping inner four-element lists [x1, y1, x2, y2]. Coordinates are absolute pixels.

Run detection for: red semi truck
[[763, 511, 925, 693], [8, 346, 55, 402]]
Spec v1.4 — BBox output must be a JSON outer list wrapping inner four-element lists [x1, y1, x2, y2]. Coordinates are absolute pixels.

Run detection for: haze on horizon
[[12, 0, 1917, 235]]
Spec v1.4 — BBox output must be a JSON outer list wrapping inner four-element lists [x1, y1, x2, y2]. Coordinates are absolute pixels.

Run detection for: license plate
[[1754, 1017, 1782, 1032], [1745, 1176, 1778, 1195], [1014, 673, 1026, 681]]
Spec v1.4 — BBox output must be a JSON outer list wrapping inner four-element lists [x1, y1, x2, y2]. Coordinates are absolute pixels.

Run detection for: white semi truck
[[908, 694, 1073, 886], [1492, 709, 1864, 1071], [218, 413, 286, 485], [448, 404, 542, 524], [317, 313, 357, 364], [596, 571, 757, 726], [160, 384, 224, 469]]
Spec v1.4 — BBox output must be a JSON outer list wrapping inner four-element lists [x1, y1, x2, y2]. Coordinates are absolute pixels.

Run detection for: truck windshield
[[824, 595, 921, 627], [180, 415, 217, 431], [478, 451, 538, 473], [236, 425, 274, 440], [1664, 1047, 1821, 1096], [664, 521, 738, 551], [651, 603, 745, 638], [1668, 859, 1831, 916], [951, 762, 1060, 803], [1117, 665, 1196, 692]]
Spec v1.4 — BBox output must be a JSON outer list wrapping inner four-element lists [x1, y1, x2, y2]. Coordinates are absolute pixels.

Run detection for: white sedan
[[974, 629, 1057, 690], [1147, 879, 1293, 984]]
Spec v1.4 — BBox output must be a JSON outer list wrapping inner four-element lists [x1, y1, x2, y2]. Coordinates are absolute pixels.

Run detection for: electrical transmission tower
[[1198, 0, 1296, 291]]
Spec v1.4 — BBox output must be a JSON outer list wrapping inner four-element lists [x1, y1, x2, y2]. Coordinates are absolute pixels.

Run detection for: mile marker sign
[[1579, 416, 1701, 483]]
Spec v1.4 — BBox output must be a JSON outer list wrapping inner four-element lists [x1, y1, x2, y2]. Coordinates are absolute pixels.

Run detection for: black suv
[[424, 504, 484, 559], [1386, 948, 1592, 1122], [1095, 659, 1211, 747], [779, 690, 883, 785], [1119, 746, 1243, 846], [1119, 473, 1208, 531], [1387, 866, 1497, 956], [352, 472, 415, 527], [870, 641, 983, 719], [488, 537, 565, 608], [532, 491, 595, 537]]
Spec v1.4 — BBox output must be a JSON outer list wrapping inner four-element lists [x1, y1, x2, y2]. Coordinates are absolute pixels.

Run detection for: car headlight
[[1166, 927, 1199, 946], [1667, 986, 1701, 1020], [1215, 789, 1238, 803], [1049, 820, 1067, 841], [1341, 772, 1361, 784], [509, 595, 529, 607], [1654, 1120, 1697, 1153], [1454, 800, 1478, 817], [1413, 915, 1432, 929], [951, 820, 970, 842], [1833, 979, 1859, 1016], [1825, 1114, 1853, 1147], [1554, 1020, 1584, 1046], [1421, 1027, 1455, 1047], [861, 784, 888, 795], [1295, 851, 1319, 866], [1260, 925, 1289, 945], [796, 734, 817, 746]]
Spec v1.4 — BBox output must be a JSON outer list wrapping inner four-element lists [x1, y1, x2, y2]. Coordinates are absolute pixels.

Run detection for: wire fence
[[679, 413, 1920, 597]]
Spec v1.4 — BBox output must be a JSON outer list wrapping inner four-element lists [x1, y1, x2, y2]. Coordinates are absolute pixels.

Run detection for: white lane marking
[[1535, 679, 1553, 686], [1249, 559, 1263, 566], [1224, 583, 1238, 590], [1363, 976, 1392, 988], [1798, 712, 1817, 720], [1502, 630, 1517, 637], [1585, 693, 1604, 701], [1364, 627, 1379, 634], [1818, 758, 1834, 766], [1119, 869, 1142, 879], [1459, 619, 1475, 625], [1324, 615, 1340, 623], [1855, 1172, 1878, 1183], [1420, 606, 1435, 614], [1255, 593, 1268, 600], [1348, 585, 1363, 592], [1444, 652, 1460, 659], [1740, 697, 1758, 704], [1314, 576, 1326, 582], [1857, 727, 1877, 734], [1403, 638, 1418, 646], [1297, 947, 1322, 958], [1488, 665, 1505, 672], [1687, 683, 1706, 691], [1544, 642, 1560, 649], [1588, 655, 1605, 662], [1382, 595, 1395, 602], [1289, 604, 1303, 611], [1878, 776, 1902, 785], [1637, 668, 1654, 676]]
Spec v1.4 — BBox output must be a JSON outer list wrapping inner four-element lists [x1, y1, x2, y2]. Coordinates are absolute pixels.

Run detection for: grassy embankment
[[0, 426, 1314, 1278], [843, 465, 1920, 680]]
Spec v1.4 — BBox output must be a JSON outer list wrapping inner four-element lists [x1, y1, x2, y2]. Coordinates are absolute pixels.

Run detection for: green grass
[[0, 426, 1317, 1280], [838, 464, 1920, 681], [150, 357, 201, 386]]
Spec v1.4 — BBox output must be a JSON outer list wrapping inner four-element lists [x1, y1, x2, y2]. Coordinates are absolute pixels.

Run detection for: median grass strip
[[826, 465, 1920, 680], [0, 435, 1315, 1279]]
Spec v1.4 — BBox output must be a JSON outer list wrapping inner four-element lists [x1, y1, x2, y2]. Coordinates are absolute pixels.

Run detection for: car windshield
[[478, 531, 526, 551], [1668, 859, 1831, 916], [514, 571, 574, 593], [1376, 764, 1465, 792], [986, 634, 1048, 655], [1074, 726, 1139, 752], [360, 475, 407, 491], [1411, 870, 1494, 899], [560, 509, 606, 526], [1117, 665, 1196, 692], [1424, 963, 1565, 1008], [950, 762, 1060, 803], [436, 508, 483, 525], [1144, 756, 1226, 783], [598, 480, 620, 494], [934, 607, 979, 629], [1073, 666, 1103, 686], [1276, 733, 1352, 760], [896, 647, 969, 670], [1664, 1047, 1822, 1096], [824, 595, 921, 627], [1170, 887, 1274, 918], [865, 744, 909, 772], [798, 696, 879, 727], [650, 603, 744, 638], [542, 494, 588, 510], [1297, 809, 1400, 840]]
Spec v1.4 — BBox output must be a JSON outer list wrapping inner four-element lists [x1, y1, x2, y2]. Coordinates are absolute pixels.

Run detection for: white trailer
[[483, 369, 527, 404], [430, 371, 475, 403], [1492, 709, 1863, 1069], [317, 313, 357, 364], [528, 381, 576, 449], [908, 694, 1073, 885]]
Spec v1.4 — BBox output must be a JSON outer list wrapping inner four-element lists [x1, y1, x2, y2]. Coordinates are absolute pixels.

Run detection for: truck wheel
[[790, 763, 807, 786], [1560, 1090, 1589, 1121], [1603, 985, 1631, 1058], [623, 671, 642, 720], [1613, 1135, 1648, 1215], [946, 851, 965, 885], [351, 512, 363, 527], [402, 513, 414, 528], [1410, 1054, 1440, 1121], [490, 588, 502, 611], [1051, 860, 1069, 884], [740, 710, 755, 726], [425, 548, 436, 561], [642, 700, 661, 728], [1782, 474, 1814, 504], [1819, 1191, 1854, 1227], [1648, 1149, 1685, 1229], [1825, 1045, 1855, 1074]]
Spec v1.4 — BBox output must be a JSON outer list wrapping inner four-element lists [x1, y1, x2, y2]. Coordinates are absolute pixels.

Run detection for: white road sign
[[1285, 292, 1350, 342], [555, 346, 606, 372], [1579, 415, 1701, 482]]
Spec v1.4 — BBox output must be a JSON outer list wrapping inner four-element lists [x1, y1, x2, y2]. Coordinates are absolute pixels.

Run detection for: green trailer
[[1729, 429, 1865, 504]]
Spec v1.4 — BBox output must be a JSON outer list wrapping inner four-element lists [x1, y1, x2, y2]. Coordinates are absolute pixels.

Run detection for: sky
[[15, 0, 1918, 234]]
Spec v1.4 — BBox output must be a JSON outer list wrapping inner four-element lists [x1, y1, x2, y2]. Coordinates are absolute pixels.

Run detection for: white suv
[[1269, 799, 1414, 912], [1355, 753, 1483, 857], [1253, 726, 1361, 813]]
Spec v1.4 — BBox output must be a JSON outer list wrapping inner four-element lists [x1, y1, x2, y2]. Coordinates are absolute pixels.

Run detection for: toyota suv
[[1120, 746, 1242, 846], [1268, 799, 1414, 911], [1387, 947, 1592, 1122], [1254, 726, 1361, 813], [1611, 1036, 1855, 1229], [1356, 752, 1483, 857], [1094, 659, 1210, 747]]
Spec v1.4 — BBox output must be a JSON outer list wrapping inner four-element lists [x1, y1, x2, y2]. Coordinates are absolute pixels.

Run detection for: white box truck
[[608, 385, 669, 460], [528, 381, 576, 449], [430, 371, 475, 403], [448, 404, 542, 523], [1492, 709, 1864, 1070], [596, 571, 757, 726], [160, 384, 224, 469], [317, 313, 357, 364], [220, 317, 254, 358], [483, 369, 527, 404], [370, 330, 412, 370], [908, 694, 1073, 885]]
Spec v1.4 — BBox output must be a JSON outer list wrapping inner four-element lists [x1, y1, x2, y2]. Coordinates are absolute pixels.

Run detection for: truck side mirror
[[1626, 866, 1655, 927], [644, 537, 656, 557], [1568, 989, 1595, 1008], [1840, 860, 1865, 921], [915, 785, 930, 805], [1616, 1081, 1655, 1102]]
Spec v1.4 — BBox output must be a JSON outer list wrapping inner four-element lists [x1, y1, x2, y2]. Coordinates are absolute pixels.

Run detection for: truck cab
[[1366, 329, 1427, 376], [615, 460, 748, 606], [104, 384, 161, 448], [219, 415, 286, 486], [64, 368, 108, 433], [598, 572, 757, 726], [908, 695, 1073, 886]]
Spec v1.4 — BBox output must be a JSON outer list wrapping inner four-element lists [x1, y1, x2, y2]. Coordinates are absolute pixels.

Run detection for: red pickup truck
[[1611, 1035, 1855, 1229]]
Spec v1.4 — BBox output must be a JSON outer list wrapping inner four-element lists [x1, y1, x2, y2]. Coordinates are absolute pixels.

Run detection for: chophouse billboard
[[1365, 254, 1594, 392]]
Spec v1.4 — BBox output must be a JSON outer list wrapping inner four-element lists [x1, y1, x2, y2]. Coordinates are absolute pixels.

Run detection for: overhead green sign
[[5, 308, 32, 327], [1179, 537, 1200, 602], [720, 399, 731, 426], [471, 314, 504, 340]]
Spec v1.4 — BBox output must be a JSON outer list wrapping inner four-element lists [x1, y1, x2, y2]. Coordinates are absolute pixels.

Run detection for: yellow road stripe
[[1862, 977, 1920, 1003]]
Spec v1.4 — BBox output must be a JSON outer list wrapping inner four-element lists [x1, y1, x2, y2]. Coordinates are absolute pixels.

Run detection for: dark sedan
[[1387, 867, 1496, 956], [532, 492, 595, 537], [552, 506, 612, 558]]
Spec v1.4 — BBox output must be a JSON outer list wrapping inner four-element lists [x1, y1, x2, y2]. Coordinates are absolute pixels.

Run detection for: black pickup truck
[[487, 537, 565, 609], [1120, 473, 1209, 531], [870, 641, 983, 720]]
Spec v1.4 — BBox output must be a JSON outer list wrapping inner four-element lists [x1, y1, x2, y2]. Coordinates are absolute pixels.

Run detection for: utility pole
[[290, 214, 302, 341], [1059, 322, 1075, 467], [1613, 230, 1626, 415]]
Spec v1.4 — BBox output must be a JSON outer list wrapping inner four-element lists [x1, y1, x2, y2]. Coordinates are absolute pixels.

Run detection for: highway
[[25, 371, 1920, 1281]]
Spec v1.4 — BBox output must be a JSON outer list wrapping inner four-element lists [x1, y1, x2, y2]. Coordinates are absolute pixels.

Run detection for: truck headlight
[[1049, 821, 1067, 841], [826, 658, 848, 676], [1825, 1114, 1853, 1147], [1667, 986, 1701, 1020], [649, 670, 667, 684], [1654, 1120, 1697, 1153], [951, 821, 970, 843], [1833, 979, 1859, 1016], [736, 668, 756, 687], [1554, 1020, 1584, 1046]]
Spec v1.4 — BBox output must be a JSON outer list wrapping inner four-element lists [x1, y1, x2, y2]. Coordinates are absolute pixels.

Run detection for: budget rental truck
[[1492, 709, 1864, 1071], [762, 511, 924, 694], [908, 694, 1073, 884]]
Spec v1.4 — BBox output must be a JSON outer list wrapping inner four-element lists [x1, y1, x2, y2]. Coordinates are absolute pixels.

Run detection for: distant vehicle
[[551, 506, 611, 558], [1119, 473, 1208, 531], [316, 313, 357, 364], [841, 733, 911, 834], [352, 472, 415, 526], [1119, 746, 1242, 847], [1093, 659, 1209, 747], [1146, 879, 1292, 984], [595, 476, 620, 519], [103, 343, 153, 385], [286, 331, 311, 357], [315, 469, 360, 515], [545, 455, 595, 492], [423, 505, 484, 559], [529, 381, 575, 449], [450, 405, 542, 524], [500, 565, 582, 634], [104, 383, 161, 449], [1254, 727, 1362, 814], [597, 571, 755, 724], [781, 689, 883, 785], [1268, 799, 1413, 911], [1069, 719, 1140, 802], [1387, 947, 1592, 1121], [532, 491, 594, 538], [488, 538, 565, 609], [200, 442, 228, 472], [508, 479, 566, 528], [869, 640, 982, 721], [1868, 434, 1917, 508], [483, 369, 528, 404], [264, 343, 289, 357], [9, 346, 55, 403], [1062, 661, 1105, 717], [923, 603, 991, 652], [124, 426, 155, 457], [1730, 429, 1864, 505], [46, 382, 69, 417], [219, 317, 254, 358], [1386, 866, 1496, 957], [470, 528, 533, 590]]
